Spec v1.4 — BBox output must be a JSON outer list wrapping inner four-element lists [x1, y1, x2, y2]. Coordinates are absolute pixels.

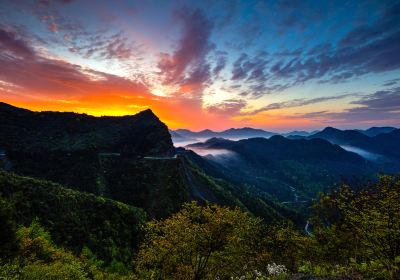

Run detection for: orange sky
[[1, 0, 399, 131]]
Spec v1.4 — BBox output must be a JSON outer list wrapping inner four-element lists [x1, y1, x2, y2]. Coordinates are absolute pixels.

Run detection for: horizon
[[2, 101, 397, 134], [1, 0, 400, 130]]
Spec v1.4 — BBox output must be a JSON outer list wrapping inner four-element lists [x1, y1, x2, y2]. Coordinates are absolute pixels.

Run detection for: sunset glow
[[1, 0, 399, 131]]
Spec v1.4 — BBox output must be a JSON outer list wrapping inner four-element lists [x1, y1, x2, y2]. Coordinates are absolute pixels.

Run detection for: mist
[[340, 145, 384, 162]]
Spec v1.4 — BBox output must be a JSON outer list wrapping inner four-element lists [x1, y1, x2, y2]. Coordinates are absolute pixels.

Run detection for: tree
[[0, 196, 18, 258], [312, 175, 400, 279], [264, 223, 314, 272], [136, 202, 265, 280]]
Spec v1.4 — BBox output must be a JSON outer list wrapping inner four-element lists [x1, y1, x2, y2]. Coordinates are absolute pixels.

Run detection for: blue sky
[[0, 0, 399, 130]]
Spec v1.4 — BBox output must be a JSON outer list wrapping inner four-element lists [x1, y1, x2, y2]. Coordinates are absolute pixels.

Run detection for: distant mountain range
[[171, 126, 398, 145], [0, 103, 400, 240], [185, 136, 375, 201], [171, 127, 277, 143], [1, 101, 399, 262], [308, 127, 400, 164], [357, 126, 397, 137], [0, 102, 300, 224]]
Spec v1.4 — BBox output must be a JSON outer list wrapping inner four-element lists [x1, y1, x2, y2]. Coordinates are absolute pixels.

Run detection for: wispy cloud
[[241, 94, 353, 116], [291, 88, 400, 125], [206, 99, 247, 115]]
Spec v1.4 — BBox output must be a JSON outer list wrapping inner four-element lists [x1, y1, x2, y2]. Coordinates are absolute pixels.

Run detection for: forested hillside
[[1, 172, 399, 279], [0, 103, 300, 221], [0, 103, 399, 279], [186, 136, 374, 201], [0, 171, 145, 267]]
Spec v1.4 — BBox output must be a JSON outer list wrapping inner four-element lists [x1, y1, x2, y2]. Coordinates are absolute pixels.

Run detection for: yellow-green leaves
[[136, 202, 264, 280]]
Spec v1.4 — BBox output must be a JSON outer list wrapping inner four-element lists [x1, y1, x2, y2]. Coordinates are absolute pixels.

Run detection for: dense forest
[[0, 103, 399, 279], [1, 172, 399, 279]]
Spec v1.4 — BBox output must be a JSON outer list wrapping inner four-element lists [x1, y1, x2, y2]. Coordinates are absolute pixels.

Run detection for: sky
[[0, 0, 399, 131]]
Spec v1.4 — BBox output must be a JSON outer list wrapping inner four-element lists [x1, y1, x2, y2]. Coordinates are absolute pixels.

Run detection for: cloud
[[230, 51, 269, 82], [158, 9, 214, 95], [0, 26, 232, 130], [206, 99, 247, 115], [241, 94, 352, 116], [226, 2, 400, 97], [231, 53, 249, 80], [351, 88, 400, 111], [212, 51, 227, 76], [16, 1, 141, 63], [0, 27, 36, 58], [47, 22, 59, 33], [382, 78, 400, 87], [291, 88, 400, 125], [0, 27, 150, 102]]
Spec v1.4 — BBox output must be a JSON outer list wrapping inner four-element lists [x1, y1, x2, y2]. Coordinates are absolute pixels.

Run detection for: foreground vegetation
[[1, 173, 399, 279]]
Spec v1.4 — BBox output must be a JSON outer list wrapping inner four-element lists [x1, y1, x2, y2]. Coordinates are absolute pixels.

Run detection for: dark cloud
[[228, 2, 400, 97], [0, 27, 36, 58], [231, 53, 249, 80], [258, 0, 324, 35], [382, 78, 400, 87], [158, 9, 214, 95], [212, 52, 227, 76], [292, 88, 400, 125], [352, 88, 400, 111], [231, 52, 269, 84], [39, 0, 74, 5], [275, 48, 303, 57], [339, 2, 400, 47]]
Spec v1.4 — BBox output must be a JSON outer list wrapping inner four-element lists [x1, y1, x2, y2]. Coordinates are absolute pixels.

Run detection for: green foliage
[[0, 221, 137, 280], [0, 171, 146, 266], [182, 155, 305, 226], [136, 202, 267, 279], [183, 136, 374, 202], [133, 175, 400, 279], [310, 175, 400, 279], [102, 157, 190, 218], [264, 224, 314, 272], [0, 196, 18, 259]]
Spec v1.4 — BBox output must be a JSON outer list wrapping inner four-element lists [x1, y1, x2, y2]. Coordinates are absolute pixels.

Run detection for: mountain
[[172, 127, 276, 144], [219, 127, 276, 138], [283, 130, 320, 137], [0, 171, 145, 265], [308, 126, 400, 164], [169, 129, 196, 142], [358, 126, 397, 137], [176, 150, 304, 226], [186, 136, 373, 201], [0, 102, 173, 156], [0, 103, 190, 218], [0, 103, 299, 224], [309, 127, 370, 144]]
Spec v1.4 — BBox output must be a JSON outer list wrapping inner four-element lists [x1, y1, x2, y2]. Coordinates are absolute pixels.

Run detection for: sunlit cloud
[[0, 0, 399, 130]]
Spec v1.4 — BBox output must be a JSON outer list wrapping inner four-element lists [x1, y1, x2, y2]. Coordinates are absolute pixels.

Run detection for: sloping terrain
[[0, 102, 173, 155], [0, 171, 145, 265], [177, 151, 304, 226], [186, 136, 374, 200], [309, 127, 400, 169], [0, 103, 187, 217], [0, 103, 300, 223]]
